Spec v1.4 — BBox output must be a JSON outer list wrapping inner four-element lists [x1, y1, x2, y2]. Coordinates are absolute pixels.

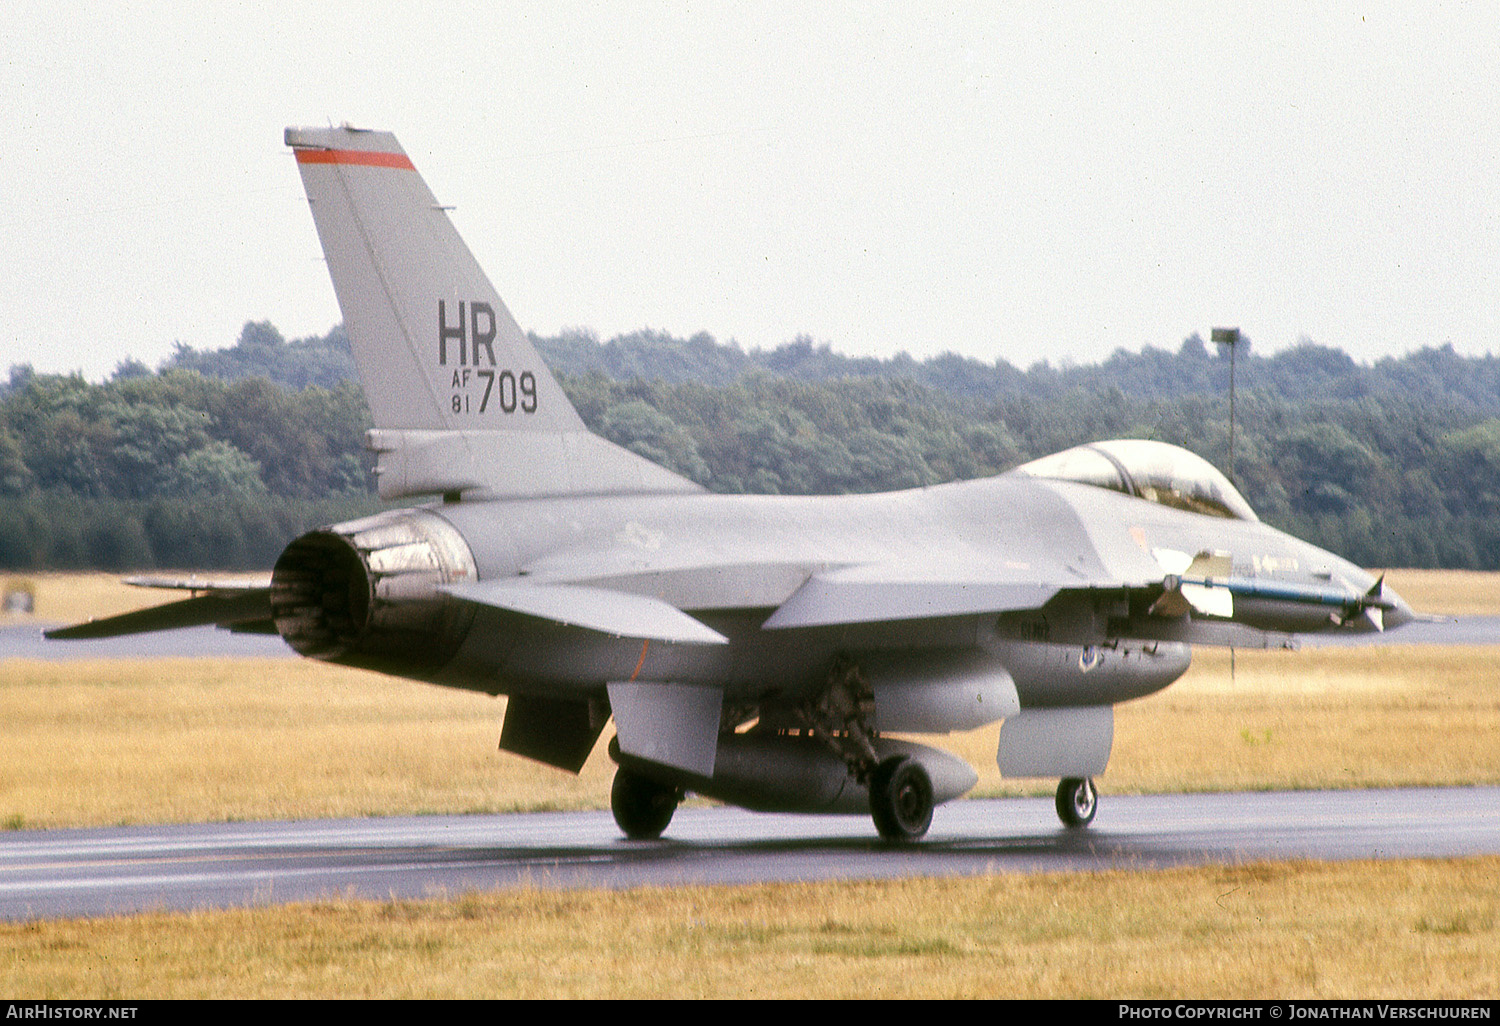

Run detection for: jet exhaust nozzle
[[270, 509, 478, 669]]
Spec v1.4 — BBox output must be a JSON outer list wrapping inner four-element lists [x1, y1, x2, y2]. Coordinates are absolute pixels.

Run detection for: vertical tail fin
[[285, 125, 700, 501]]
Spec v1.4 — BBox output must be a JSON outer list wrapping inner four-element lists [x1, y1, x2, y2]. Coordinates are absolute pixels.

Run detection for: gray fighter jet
[[49, 127, 1416, 841]]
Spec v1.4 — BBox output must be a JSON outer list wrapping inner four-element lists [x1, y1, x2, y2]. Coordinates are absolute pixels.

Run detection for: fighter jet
[[49, 126, 1416, 841]]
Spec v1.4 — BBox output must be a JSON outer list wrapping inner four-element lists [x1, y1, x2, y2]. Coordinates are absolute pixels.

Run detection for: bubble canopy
[[1015, 439, 1258, 522]]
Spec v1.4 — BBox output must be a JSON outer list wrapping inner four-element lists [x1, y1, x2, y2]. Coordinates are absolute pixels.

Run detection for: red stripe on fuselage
[[293, 148, 415, 170]]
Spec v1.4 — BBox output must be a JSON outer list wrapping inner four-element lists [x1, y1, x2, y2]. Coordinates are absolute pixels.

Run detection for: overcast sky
[[5, 2, 1497, 381]]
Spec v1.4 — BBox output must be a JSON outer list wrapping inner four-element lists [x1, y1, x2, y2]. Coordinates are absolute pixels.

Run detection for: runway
[[2, 787, 1496, 922]]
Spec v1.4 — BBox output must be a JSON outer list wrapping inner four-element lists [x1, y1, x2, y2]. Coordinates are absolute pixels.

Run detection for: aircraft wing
[[759, 554, 1401, 639], [762, 561, 1133, 630]]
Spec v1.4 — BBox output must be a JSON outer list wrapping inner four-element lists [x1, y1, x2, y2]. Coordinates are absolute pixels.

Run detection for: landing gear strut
[[800, 657, 937, 842], [1055, 776, 1098, 828], [611, 767, 681, 840]]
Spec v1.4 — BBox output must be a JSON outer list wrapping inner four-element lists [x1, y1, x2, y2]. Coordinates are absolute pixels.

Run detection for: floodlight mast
[[1211, 327, 1241, 484]]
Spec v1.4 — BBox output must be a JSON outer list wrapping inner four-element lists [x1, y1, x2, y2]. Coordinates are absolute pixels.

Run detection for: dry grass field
[[1373, 569, 1500, 618], [2, 570, 1496, 998], [5, 644, 1496, 831], [3, 858, 1496, 999]]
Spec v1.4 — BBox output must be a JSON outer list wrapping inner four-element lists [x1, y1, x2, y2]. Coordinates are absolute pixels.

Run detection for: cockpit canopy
[[1015, 439, 1258, 521]]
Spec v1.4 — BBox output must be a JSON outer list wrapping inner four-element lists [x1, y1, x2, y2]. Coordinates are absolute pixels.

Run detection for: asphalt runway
[[2, 787, 1496, 922]]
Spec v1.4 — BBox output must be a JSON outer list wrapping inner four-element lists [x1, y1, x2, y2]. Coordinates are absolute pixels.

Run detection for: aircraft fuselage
[[281, 468, 1386, 719]]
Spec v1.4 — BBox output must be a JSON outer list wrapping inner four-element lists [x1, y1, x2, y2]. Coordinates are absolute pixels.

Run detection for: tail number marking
[[451, 369, 537, 414], [440, 300, 539, 416]]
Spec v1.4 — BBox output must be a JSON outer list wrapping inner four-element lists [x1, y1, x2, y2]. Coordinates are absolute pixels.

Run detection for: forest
[[2, 319, 1498, 570]]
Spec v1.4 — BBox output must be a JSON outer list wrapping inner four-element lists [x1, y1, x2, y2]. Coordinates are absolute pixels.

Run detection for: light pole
[[1211, 327, 1241, 484]]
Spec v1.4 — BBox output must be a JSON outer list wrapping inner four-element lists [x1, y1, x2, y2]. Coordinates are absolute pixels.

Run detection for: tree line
[[2, 320, 1498, 570]]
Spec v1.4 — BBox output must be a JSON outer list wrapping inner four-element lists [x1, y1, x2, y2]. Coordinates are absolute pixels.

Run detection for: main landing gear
[[610, 766, 681, 840], [868, 755, 935, 842], [802, 656, 936, 843], [1055, 776, 1098, 828]]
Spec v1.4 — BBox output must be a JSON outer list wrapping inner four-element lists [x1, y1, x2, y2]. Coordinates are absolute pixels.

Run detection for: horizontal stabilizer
[[763, 564, 1064, 630], [122, 575, 272, 592], [439, 581, 728, 644], [46, 588, 273, 640]]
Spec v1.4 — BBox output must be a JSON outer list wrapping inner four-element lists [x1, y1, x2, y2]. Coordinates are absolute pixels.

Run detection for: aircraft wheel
[[869, 756, 934, 842], [1056, 776, 1098, 828], [611, 767, 679, 840]]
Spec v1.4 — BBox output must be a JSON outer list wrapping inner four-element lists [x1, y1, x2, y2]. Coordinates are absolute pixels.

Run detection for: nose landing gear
[[1056, 776, 1098, 827]]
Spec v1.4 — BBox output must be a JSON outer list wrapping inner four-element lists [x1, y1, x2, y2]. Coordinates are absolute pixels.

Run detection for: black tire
[[1056, 776, 1098, 828], [611, 767, 679, 840], [869, 756, 935, 842]]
